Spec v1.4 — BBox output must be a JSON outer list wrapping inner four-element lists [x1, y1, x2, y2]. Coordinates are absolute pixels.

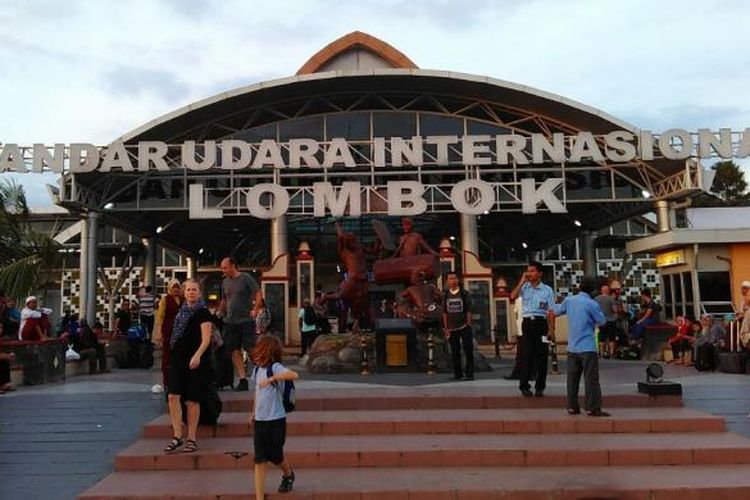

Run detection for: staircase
[[80, 387, 750, 499]]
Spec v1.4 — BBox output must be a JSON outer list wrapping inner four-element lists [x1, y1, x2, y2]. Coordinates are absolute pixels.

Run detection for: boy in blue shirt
[[251, 335, 299, 498], [549, 276, 610, 417]]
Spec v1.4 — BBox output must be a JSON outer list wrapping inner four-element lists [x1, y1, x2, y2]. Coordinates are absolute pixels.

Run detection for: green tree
[[710, 160, 749, 204], [0, 179, 61, 300]]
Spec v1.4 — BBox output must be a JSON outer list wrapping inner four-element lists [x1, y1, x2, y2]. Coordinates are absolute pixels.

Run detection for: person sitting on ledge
[[693, 314, 726, 371], [73, 320, 109, 374], [667, 314, 694, 365], [629, 289, 659, 346], [19, 296, 52, 341], [0, 348, 16, 394], [3, 298, 21, 340]]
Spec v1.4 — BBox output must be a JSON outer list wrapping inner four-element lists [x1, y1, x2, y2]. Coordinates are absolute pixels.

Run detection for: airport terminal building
[[21, 32, 725, 343]]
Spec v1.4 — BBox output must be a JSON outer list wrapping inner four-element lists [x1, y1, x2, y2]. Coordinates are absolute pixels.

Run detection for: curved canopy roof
[[118, 69, 637, 145]]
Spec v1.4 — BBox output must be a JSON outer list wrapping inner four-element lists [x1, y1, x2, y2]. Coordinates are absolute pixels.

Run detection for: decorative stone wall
[[550, 258, 661, 302], [60, 267, 179, 324]]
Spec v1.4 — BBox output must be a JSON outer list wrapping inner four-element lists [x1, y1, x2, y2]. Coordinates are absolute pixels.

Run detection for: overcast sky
[[1, 0, 749, 209]]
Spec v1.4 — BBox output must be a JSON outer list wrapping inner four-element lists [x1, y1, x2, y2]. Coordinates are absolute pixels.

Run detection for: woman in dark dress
[[164, 279, 213, 454]]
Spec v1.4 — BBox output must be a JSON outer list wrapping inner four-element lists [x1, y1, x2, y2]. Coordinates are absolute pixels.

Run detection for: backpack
[[303, 305, 317, 326], [127, 324, 146, 341], [254, 364, 296, 413]]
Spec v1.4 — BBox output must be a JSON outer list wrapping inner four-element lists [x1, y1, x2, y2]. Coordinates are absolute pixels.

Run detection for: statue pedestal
[[374, 319, 418, 372]]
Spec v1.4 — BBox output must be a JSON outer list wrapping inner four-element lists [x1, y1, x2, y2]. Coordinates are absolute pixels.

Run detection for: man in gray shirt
[[220, 257, 263, 391], [594, 283, 617, 359]]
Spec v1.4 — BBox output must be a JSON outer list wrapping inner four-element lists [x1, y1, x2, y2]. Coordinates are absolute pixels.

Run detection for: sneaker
[[520, 388, 534, 397], [586, 410, 611, 417], [464, 374, 475, 381], [567, 408, 581, 415], [278, 470, 295, 493], [235, 378, 249, 392], [534, 390, 544, 398]]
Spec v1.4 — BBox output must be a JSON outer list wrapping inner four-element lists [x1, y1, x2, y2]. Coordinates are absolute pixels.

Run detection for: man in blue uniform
[[510, 261, 556, 397]]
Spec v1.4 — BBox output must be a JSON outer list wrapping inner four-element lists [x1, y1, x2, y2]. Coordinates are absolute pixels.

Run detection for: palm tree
[[0, 178, 61, 300]]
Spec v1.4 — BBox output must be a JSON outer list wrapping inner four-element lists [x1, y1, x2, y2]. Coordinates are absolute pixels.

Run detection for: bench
[[2, 335, 134, 385], [1, 339, 67, 385]]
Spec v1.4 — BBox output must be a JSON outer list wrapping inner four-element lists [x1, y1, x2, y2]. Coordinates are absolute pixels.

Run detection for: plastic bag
[[65, 345, 80, 361]]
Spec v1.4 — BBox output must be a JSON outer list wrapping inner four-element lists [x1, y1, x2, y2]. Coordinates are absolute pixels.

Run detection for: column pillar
[[79, 214, 90, 319], [270, 215, 288, 260], [460, 213, 478, 255], [186, 256, 197, 280], [80, 211, 99, 325], [143, 237, 157, 289], [581, 230, 597, 278], [655, 200, 671, 233]]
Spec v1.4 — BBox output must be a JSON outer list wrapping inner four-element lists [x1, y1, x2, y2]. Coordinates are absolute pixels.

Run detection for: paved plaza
[[1, 355, 749, 499]]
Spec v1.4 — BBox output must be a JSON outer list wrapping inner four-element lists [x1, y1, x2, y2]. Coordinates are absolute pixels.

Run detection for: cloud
[[621, 104, 749, 132], [101, 66, 191, 103]]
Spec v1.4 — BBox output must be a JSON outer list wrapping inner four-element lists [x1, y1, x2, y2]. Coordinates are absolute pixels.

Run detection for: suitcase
[[695, 344, 716, 371], [718, 351, 748, 374]]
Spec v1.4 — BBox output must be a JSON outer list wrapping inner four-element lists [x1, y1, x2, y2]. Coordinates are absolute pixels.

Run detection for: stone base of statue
[[304, 328, 492, 375], [306, 333, 375, 374]]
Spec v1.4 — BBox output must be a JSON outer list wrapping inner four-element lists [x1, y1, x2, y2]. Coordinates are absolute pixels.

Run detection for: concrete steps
[[79, 466, 750, 499], [79, 388, 750, 499], [114, 433, 750, 471], [141, 408, 726, 438], [218, 389, 681, 412]]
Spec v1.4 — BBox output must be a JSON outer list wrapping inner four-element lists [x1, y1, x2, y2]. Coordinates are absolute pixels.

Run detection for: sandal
[[278, 470, 295, 493], [164, 437, 184, 453], [181, 439, 198, 453]]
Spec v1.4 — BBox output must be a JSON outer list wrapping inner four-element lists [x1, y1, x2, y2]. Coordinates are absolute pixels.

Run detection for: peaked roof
[[297, 31, 418, 75]]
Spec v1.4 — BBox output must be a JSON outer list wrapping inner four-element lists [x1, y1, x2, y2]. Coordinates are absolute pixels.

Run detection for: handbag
[[256, 307, 272, 330]]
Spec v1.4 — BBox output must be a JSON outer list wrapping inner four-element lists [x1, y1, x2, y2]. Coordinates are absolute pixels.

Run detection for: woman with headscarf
[[164, 279, 213, 454], [154, 279, 183, 391]]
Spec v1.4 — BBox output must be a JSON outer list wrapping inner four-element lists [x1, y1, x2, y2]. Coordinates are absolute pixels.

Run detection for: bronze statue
[[395, 218, 439, 258], [401, 272, 443, 330], [372, 218, 439, 286], [322, 222, 372, 332]]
